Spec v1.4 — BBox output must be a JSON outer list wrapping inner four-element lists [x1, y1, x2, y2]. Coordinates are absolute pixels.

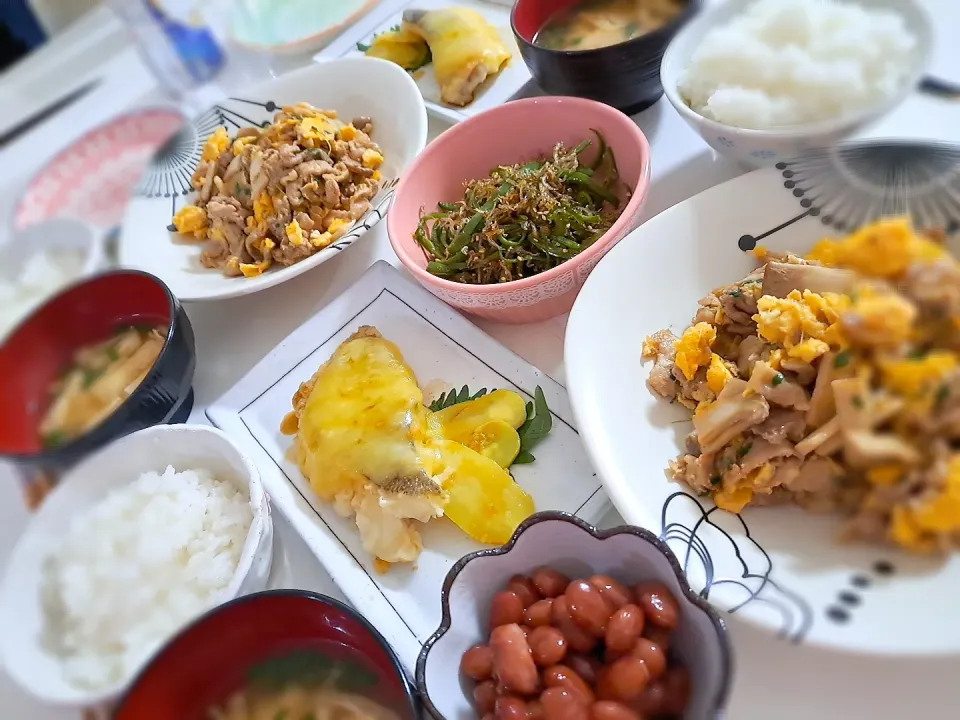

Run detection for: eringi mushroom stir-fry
[[415, 131, 627, 285], [172, 103, 384, 278], [644, 217, 960, 553]]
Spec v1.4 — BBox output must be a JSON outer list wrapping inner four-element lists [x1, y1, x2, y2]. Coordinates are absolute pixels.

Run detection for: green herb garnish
[[737, 442, 752, 459], [42, 430, 68, 449], [82, 368, 104, 389], [834, 351, 851, 368], [771, 372, 785, 386], [515, 386, 553, 464], [105, 345, 120, 362], [852, 395, 864, 409], [429, 385, 490, 412], [936, 384, 951, 409], [728, 289, 742, 298]]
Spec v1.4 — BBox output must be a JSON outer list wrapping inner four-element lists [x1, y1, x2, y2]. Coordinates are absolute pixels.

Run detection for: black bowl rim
[[0, 268, 184, 463], [510, 0, 703, 57], [415, 510, 733, 720], [112, 588, 420, 718]]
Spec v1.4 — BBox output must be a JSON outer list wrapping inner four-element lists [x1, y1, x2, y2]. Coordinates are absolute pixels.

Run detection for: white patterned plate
[[118, 58, 427, 302], [566, 147, 960, 656], [207, 260, 608, 670], [317, 0, 531, 125]]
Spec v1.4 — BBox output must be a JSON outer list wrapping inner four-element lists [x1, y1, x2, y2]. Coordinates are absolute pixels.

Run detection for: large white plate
[[317, 0, 532, 125], [118, 58, 428, 302], [566, 158, 960, 656], [207, 260, 608, 670]]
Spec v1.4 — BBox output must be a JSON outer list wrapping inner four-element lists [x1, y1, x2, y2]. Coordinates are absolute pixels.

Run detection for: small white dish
[[660, 0, 932, 167], [232, 0, 381, 55], [317, 0, 532, 125], [564, 157, 960, 655], [0, 424, 273, 707], [207, 260, 609, 671], [118, 58, 428, 302], [416, 511, 732, 719]]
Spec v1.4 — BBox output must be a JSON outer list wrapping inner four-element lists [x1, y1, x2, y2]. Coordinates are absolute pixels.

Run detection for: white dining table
[[2, 2, 960, 718]]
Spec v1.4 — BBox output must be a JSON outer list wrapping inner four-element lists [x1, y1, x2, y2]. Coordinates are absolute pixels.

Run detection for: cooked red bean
[[589, 575, 633, 610], [532, 567, 569, 598], [551, 595, 598, 653], [528, 625, 567, 667], [566, 580, 613, 637], [490, 591, 526, 630], [590, 701, 642, 720], [629, 638, 666, 680], [474, 680, 498, 714], [634, 582, 679, 630], [543, 664, 596, 704], [540, 687, 591, 720], [641, 625, 671, 653], [527, 700, 545, 720], [604, 656, 651, 702], [605, 604, 645, 654], [491, 623, 539, 696], [631, 681, 666, 717], [495, 696, 529, 720], [508, 575, 541, 608], [524, 598, 555, 628], [461, 644, 495, 681], [566, 653, 603, 685], [661, 666, 691, 715]]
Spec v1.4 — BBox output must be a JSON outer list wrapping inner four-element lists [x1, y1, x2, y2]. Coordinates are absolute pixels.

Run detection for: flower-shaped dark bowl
[[0, 269, 195, 502], [114, 590, 419, 719], [511, 0, 703, 115], [417, 511, 732, 718]]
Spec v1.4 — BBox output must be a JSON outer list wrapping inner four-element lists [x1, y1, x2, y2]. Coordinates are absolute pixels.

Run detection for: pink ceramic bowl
[[387, 96, 652, 323]]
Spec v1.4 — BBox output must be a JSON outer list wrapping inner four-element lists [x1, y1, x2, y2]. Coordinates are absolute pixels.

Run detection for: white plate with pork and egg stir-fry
[[565, 158, 960, 655], [118, 58, 428, 302]]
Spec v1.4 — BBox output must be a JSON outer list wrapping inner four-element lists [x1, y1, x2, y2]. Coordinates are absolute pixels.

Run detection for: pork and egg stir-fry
[[644, 218, 960, 553], [172, 103, 384, 278]]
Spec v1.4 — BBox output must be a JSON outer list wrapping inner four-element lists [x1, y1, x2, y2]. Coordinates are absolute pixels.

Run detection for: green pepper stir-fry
[[414, 130, 628, 284]]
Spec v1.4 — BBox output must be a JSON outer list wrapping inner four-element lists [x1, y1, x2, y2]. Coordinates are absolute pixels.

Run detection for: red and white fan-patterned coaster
[[13, 108, 185, 231]]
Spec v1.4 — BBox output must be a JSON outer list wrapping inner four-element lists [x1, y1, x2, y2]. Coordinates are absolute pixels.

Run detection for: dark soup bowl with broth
[[115, 590, 418, 720], [512, 0, 701, 114], [0, 270, 195, 506]]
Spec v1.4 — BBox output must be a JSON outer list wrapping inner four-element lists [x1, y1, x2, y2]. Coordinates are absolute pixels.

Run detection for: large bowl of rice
[[659, 0, 932, 166], [0, 423, 272, 707]]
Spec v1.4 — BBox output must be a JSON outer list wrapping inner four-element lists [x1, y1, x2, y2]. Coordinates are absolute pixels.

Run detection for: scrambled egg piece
[[754, 289, 849, 354], [843, 283, 917, 348], [675, 322, 716, 380], [286, 219, 305, 247], [808, 217, 946, 278], [714, 486, 753, 513], [706, 354, 733, 393], [171, 205, 207, 239], [201, 126, 230, 163], [252, 192, 275, 232], [231, 135, 255, 156], [881, 351, 957, 398], [892, 456, 960, 551], [361, 149, 384, 169], [298, 116, 335, 148], [866, 465, 903, 486], [338, 125, 357, 141]]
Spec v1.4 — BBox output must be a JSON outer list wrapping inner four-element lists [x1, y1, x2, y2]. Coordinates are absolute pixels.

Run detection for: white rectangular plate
[[316, 0, 532, 125], [207, 261, 607, 671]]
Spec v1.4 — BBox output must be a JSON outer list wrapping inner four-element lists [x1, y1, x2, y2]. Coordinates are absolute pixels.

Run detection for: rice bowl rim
[[0, 423, 272, 707], [660, 0, 934, 138]]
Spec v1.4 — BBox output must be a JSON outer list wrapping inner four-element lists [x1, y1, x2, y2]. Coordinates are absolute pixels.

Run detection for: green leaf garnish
[[428, 385, 490, 412], [42, 431, 68, 449], [516, 386, 553, 462]]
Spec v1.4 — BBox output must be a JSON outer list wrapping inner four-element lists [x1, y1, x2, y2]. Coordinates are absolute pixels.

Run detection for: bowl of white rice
[[0, 423, 273, 707], [660, 0, 932, 166]]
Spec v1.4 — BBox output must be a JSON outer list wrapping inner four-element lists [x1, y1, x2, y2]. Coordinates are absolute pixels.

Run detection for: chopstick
[[0, 78, 102, 150], [919, 75, 960, 100]]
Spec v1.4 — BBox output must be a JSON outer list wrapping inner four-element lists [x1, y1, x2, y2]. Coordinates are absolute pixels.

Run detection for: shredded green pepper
[[413, 130, 628, 285]]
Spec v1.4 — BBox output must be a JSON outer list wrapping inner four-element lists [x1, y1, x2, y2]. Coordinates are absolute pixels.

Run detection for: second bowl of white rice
[[0, 424, 272, 707], [659, 0, 932, 166]]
